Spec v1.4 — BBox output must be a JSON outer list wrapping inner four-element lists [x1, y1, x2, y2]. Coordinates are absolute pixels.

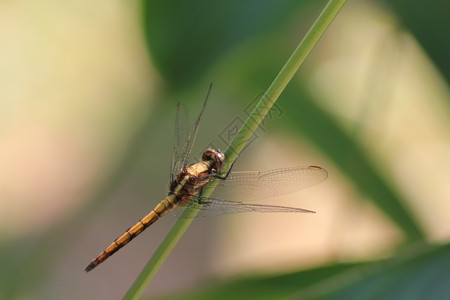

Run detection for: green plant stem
[[222, 0, 346, 170], [123, 1, 346, 299]]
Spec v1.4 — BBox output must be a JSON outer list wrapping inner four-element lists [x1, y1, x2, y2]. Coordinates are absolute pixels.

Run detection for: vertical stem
[[222, 0, 346, 169], [123, 1, 346, 299]]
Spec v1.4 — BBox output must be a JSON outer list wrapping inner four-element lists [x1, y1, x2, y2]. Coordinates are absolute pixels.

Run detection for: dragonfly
[[85, 85, 327, 272]]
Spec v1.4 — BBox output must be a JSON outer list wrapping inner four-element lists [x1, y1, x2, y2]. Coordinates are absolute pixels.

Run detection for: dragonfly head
[[202, 148, 225, 170]]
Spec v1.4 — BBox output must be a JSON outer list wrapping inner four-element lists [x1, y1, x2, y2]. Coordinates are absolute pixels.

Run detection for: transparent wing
[[173, 165, 327, 217], [170, 102, 188, 183], [177, 198, 315, 217], [209, 165, 328, 202], [170, 84, 213, 182]]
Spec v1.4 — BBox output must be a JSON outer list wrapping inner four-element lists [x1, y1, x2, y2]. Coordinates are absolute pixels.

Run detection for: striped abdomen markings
[[84, 195, 179, 272]]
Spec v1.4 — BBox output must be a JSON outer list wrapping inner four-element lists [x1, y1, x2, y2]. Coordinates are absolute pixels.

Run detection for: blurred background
[[0, 0, 449, 299]]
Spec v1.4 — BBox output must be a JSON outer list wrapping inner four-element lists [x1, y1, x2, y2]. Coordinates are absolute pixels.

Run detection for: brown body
[[85, 149, 224, 272]]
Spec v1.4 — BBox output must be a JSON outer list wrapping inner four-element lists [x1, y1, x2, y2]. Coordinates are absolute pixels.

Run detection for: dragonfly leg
[[195, 189, 210, 204], [214, 155, 238, 180], [197, 155, 237, 181]]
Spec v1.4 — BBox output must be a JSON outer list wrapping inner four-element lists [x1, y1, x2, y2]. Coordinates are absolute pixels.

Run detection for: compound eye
[[217, 152, 224, 161]]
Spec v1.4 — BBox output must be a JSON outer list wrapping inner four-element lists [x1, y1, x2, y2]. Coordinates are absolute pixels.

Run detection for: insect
[[85, 85, 327, 272]]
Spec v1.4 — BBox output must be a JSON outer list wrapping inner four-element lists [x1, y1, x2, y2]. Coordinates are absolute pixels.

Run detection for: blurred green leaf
[[151, 263, 359, 300], [281, 86, 425, 240], [151, 243, 450, 300], [141, 0, 321, 88], [142, 0, 450, 88], [384, 0, 450, 85]]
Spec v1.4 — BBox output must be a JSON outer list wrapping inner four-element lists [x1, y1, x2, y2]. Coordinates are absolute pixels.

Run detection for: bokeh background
[[0, 0, 449, 299]]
